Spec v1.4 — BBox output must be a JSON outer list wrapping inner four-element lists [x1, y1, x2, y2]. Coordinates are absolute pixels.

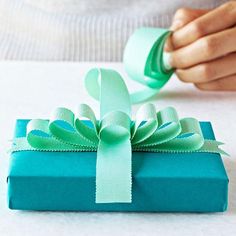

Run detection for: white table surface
[[0, 62, 236, 236]]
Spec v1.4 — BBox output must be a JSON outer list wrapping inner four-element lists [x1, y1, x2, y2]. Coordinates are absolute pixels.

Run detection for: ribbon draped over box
[[12, 68, 227, 203]]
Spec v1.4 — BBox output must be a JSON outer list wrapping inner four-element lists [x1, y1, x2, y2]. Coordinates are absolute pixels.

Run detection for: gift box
[[8, 68, 228, 212], [8, 119, 228, 212]]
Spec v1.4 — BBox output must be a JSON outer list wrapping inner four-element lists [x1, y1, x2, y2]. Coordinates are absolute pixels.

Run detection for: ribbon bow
[[12, 68, 227, 203]]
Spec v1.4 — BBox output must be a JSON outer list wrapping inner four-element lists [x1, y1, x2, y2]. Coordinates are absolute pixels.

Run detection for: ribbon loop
[[75, 104, 99, 145], [99, 111, 131, 143], [49, 107, 91, 147], [157, 107, 179, 127], [26, 119, 79, 151], [133, 107, 180, 147], [27, 119, 52, 149], [150, 118, 204, 152], [131, 103, 158, 144], [85, 68, 131, 117]]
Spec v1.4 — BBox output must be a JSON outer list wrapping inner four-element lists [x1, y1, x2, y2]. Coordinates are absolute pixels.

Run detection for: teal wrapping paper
[[8, 119, 228, 212]]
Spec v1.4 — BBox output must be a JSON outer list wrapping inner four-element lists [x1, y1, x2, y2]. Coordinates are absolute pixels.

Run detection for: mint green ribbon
[[11, 68, 227, 204], [123, 27, 174, 104]]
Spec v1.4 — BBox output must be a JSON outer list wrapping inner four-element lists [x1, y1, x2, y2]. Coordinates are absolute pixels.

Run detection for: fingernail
[[164, 36, 174, 52], [163, 52, 173, 70], [170, 20, 184, 31], [164, 41, 170, 52]]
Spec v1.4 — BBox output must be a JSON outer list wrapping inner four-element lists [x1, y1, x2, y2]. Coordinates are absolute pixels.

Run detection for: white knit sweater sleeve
[[0, 0, 228, 61]]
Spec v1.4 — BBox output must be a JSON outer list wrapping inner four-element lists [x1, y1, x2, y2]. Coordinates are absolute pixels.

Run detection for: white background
[[0, 62, 235, 236]]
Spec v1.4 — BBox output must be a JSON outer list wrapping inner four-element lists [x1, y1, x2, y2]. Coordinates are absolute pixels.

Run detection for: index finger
[[172, 1, 236, 49]]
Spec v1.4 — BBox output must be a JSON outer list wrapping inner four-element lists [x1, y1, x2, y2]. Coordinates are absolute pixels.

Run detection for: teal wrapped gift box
[[8, 119, 228, 212]]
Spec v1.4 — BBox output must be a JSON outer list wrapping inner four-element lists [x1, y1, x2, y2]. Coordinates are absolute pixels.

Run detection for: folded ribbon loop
[[131, 103, 158, 144], [75, 104, 99, 145], [123, 27, 174, 104], [49, 107, 84, 146], [100, 111, 131, 143], [11, 68, 228, 203]]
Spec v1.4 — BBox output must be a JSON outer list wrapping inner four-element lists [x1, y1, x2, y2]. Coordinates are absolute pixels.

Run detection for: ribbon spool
[[123, 27, 174, 104]]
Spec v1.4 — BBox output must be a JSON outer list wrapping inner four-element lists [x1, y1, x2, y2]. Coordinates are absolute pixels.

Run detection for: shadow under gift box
[[7, 119, 228, 212]]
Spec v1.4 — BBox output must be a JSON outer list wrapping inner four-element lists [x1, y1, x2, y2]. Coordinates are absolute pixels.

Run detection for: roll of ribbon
[[123, 27, 174, 104]]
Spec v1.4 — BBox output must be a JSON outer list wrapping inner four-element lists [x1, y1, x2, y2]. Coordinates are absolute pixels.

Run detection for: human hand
[[167, 1, 236, 91]]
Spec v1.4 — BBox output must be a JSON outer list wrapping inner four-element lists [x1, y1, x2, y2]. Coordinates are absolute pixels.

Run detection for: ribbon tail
[[10, 137, 35, 152], [198, 140, 229, 156], [96, 139, 132, 203], [130, 86, 161, 104], [10, 137, 96, 153]]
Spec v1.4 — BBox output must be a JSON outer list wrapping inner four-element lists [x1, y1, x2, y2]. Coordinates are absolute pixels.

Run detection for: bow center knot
[[99, 111, 131, 143]]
